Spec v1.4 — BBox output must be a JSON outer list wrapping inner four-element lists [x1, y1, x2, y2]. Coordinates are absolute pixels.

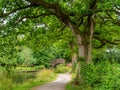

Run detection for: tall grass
[[0, 78, 14, 90], [36, 69, 56, 81], [0, 68, 14, 90]]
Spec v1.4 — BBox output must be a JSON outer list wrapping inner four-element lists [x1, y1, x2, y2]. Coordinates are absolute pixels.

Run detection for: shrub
[[54, 64, 71, 73], [80, 61, 120, 90]]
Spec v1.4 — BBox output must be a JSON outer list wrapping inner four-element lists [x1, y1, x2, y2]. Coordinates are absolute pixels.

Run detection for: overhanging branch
[[93, 36, 120, 48], [15, 13, 54, 24], [95, 9, 120, 15]]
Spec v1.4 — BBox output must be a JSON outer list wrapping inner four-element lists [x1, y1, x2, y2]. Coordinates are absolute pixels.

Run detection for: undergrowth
[[66, 61, 120, 90]]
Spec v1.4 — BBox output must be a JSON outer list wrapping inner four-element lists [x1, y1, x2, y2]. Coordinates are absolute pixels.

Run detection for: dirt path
[[32, 73, 71, 90]]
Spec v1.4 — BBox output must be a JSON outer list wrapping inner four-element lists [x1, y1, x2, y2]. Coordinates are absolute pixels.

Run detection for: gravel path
[[32, 73, 71, 90]]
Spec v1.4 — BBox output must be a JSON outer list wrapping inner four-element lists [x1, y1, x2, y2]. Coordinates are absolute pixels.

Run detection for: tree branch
[[95, 9, 120, 15], [26, 0, 71, 25], [94, 35, 120, 49], [15, 13, 54, 24]]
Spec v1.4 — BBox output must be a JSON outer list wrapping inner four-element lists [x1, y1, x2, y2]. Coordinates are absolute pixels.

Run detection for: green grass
[[0, 67, 56, 90], [66, 83, 80, 90], [13, 80, 46, 90]]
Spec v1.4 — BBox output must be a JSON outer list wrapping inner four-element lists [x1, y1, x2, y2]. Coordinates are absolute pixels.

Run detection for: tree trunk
[[68, 20, 94, 62], [72, 52, 77, 64], [83, 15, 94, 63], [68, 15, 94, 84], [69, 41, 77, 72], [83, 39, 92, 63], [69, 41, 77, 64]]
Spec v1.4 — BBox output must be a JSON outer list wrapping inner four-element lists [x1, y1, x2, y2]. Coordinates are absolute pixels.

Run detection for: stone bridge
[[51, 58, 65, 68]]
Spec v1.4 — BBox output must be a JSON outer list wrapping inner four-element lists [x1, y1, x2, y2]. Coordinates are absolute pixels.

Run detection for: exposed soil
[[32, 73, 71, 90]]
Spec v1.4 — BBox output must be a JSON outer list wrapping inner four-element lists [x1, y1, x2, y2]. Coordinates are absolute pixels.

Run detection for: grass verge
[[13, 69, 57, 90]]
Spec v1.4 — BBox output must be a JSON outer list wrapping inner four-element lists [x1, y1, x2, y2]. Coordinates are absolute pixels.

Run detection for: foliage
[[32, 46, 54, 67], [0, 1, 120, 90], [17, 47, 36, 66], [67, 61, 120, 90], [0, 0, 120, 70], [54, 64, 71, 73], [52, 41, 71, 62], [66, 82, 92, 90], [0, 0, 120, 64], [93, 47, 120, 64], [32, 41, 71, 67], [0, 32, 18, 71], [79, 61, 120, 90]]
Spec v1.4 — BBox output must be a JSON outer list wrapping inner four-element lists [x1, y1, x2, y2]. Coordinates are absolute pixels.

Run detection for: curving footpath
[[32, 73, 71, 90]]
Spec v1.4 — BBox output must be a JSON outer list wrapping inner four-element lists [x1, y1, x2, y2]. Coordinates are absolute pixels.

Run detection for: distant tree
[[18, 47, 36, 66]]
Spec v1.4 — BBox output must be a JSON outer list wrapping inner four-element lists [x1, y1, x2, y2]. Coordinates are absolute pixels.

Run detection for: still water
[[10, 71, 37, 84]]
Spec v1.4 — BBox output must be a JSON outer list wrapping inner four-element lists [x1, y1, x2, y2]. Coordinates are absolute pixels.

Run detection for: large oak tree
[[0, 0, 120, 63]]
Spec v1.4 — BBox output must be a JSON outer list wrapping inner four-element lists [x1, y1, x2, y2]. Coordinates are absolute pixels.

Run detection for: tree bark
[[69, 41, 77, 72], [68, 16, 94, 84], [82, 16, 94, 63], [72, 52, 77, 64], [68, 21, 93, 62], [69, 41, 77, 64]]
